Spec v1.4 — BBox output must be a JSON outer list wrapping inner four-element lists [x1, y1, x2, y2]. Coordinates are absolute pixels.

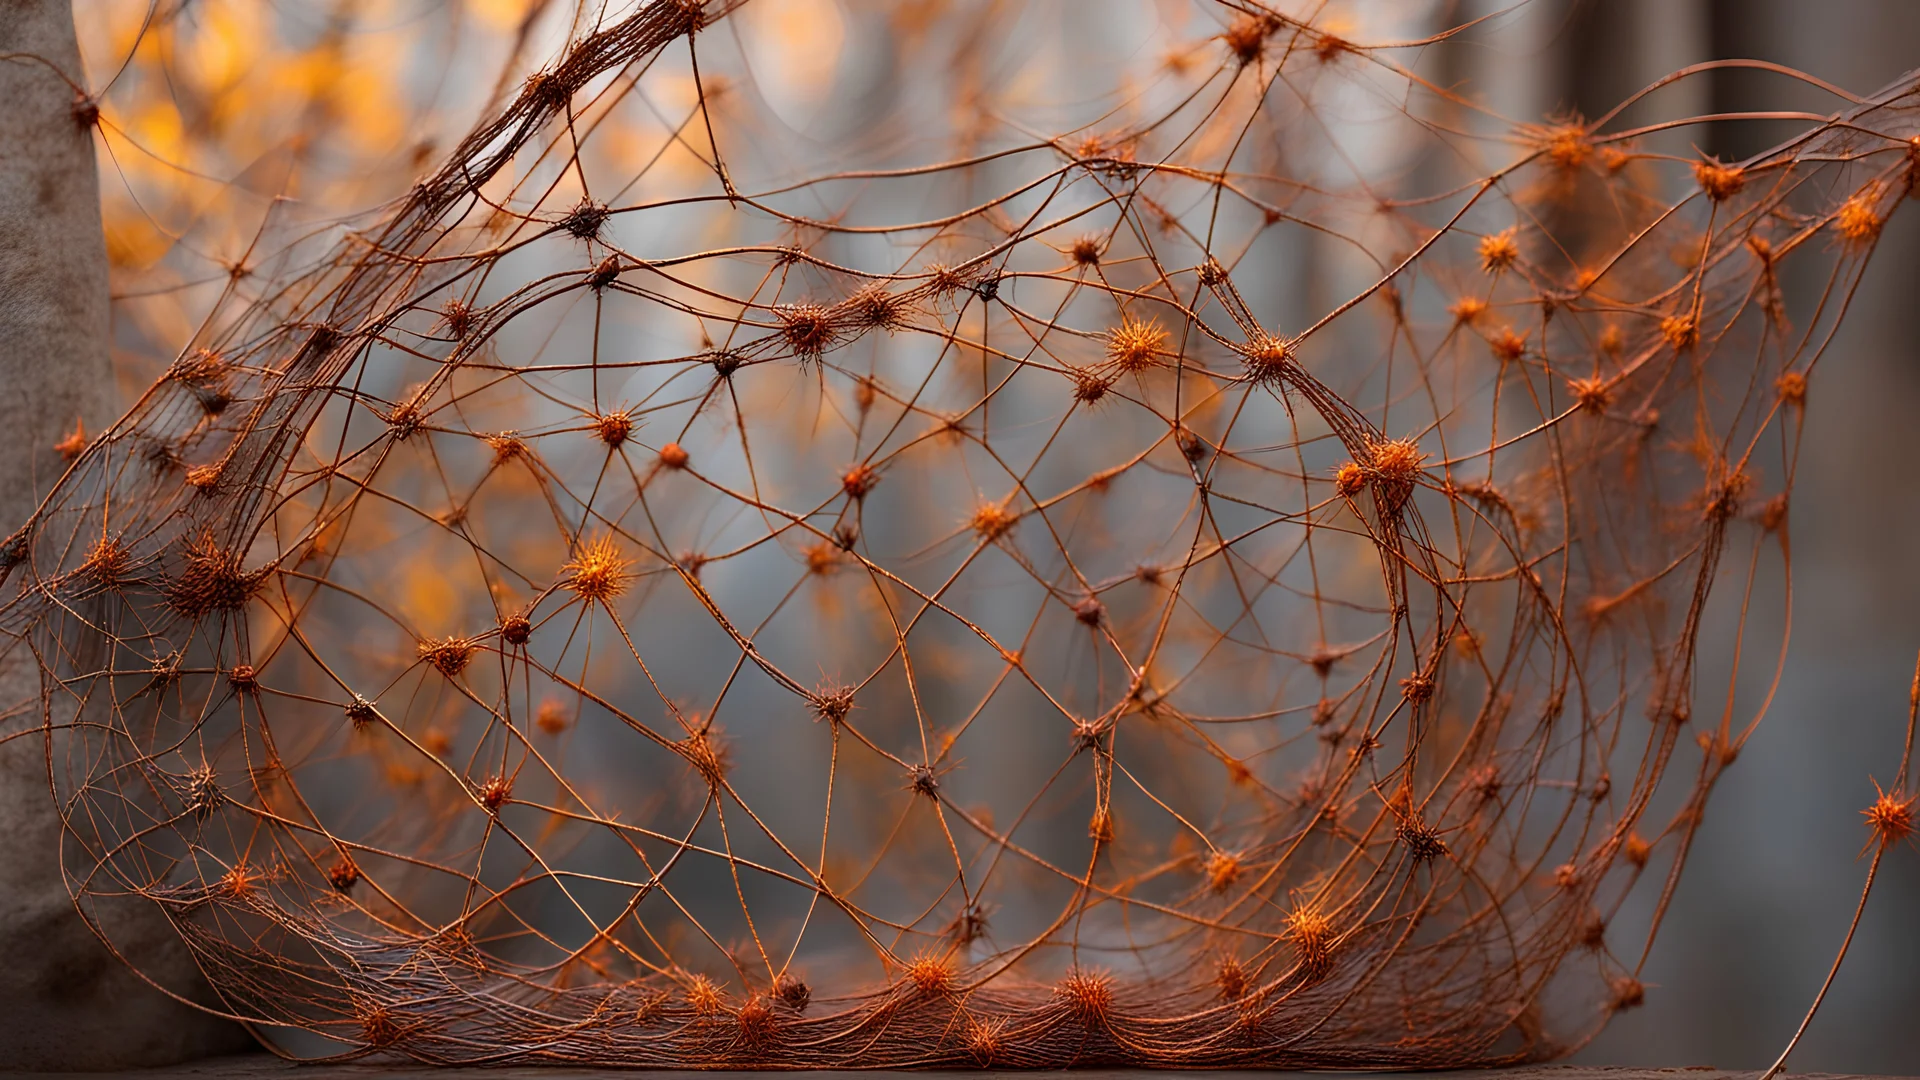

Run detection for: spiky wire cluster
[[7, 0, 1919, 1067]]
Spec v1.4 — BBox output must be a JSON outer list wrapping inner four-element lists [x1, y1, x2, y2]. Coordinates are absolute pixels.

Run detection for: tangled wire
[[8, 0, 1919, 1066]]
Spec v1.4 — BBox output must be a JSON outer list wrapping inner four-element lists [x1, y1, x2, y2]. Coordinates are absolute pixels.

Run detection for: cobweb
[[8, 0, 1918, 1066]]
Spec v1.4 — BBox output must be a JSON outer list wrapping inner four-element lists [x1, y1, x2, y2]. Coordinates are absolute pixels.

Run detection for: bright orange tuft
[[1693, 158, 1746, 201], [780, 303, 837, 359], [1836, 187, 1884, 244], [1224, 757, 1253, 787], [1478, 228, 1519, 274], [1239, 333, 1293, 385], [1056, 969, 1114, 1022], [970, 502, 1016, 541], [686, 973, 725, 1015], [593, 409, 635, 448], [1284, 905, 1336, 982], [1776, 370, 1808, 407], [965, 1016, 1005, 1065], [1106, 315, 1168, 372], [1863, 779, 1916, 849], [804, 541, 839, 576], [327, 857, 359, 892], [1490, 326, 1527, 363], [1216, 955, 1249, 1000], [1449, 296, 1488, 324], [682, 728, 731, 786], [80, 536, 131, 589], [841, 462, 878, 499], [358, 1003, 399, 1047], [903, 952, 954, 995], [1222, 14, 1276, 65], [1314, 32, 1349, 63], [1334, 461, 1365, 498], [563, 534, 631, 604], [535, 698, 569, 734], [1088, 807, 1115, 843], [486, 432, 526, 464], [476, 773, 512, 811], [1660, 314, 1698, 351], [1541, 123, 1592, 171], [1368, 437, 1424, 480], [1070, 366, 1114, 405], [221, 861, 265, 900], [1400, 672, 1435, 703], [1569, 376, 1611, 414], [185, 463, 221, 490], [54, 418, 87, 462], [736, 994, 775, 1044], [1204, 849, 1243, 893], [418, 636, 476, 678], [845, 283, 906, 333]]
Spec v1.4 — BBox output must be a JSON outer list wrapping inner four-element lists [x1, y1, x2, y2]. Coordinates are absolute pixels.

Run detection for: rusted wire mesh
[[8, 0, 1918, 1066]]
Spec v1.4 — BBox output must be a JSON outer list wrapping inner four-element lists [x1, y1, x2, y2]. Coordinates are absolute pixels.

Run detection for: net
[[9, 0, 1918, 1066]]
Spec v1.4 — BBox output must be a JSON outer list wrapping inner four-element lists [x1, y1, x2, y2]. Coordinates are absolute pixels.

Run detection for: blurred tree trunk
[[0, 0, 249, 1068]]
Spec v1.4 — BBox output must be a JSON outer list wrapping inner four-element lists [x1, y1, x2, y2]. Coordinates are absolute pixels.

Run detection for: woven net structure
[[9, 0, 1920, 1066]]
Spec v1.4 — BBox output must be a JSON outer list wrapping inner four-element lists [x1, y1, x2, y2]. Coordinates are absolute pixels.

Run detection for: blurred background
[[60, 0, 1920, 1069]]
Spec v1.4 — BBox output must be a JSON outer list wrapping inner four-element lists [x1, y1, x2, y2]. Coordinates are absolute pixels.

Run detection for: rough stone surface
[[0, 0, 251, 1070]]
